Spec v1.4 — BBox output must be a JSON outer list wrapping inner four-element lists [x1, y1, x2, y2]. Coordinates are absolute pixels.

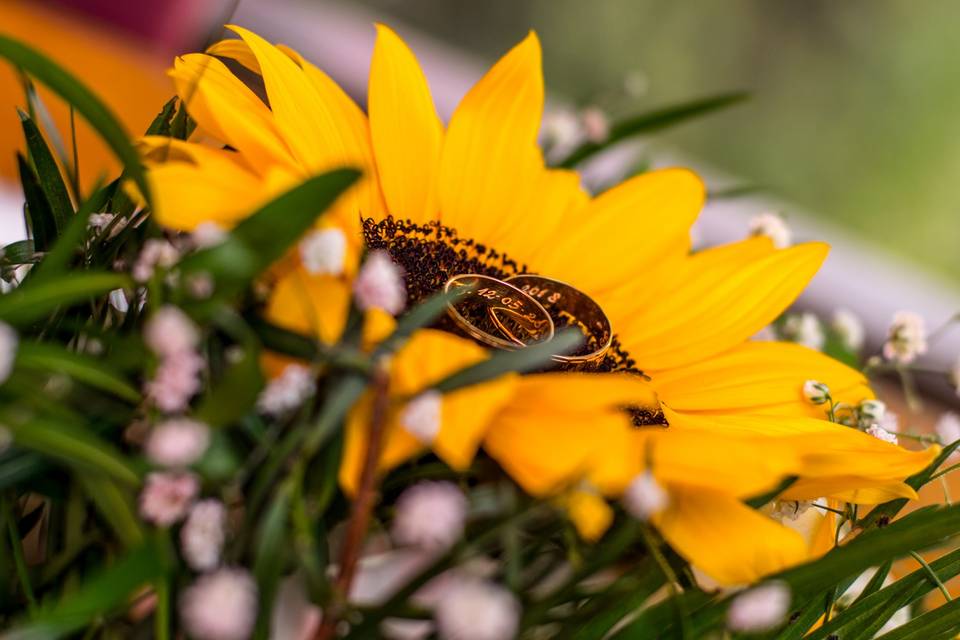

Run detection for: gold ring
[[444, 274, 555, 350], [500, 274, 612, 363]]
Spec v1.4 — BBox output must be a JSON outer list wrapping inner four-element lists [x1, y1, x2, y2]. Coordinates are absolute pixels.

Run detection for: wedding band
[[444, 274, 555, 350], [501, 275, 612, 363]]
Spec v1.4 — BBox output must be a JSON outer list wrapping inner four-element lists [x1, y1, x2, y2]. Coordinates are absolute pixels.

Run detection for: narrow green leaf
[[76, 473, 144, 548], [30, 179, 107, 283], [17, 153, 56, 252], [144, 97, 178, 137], [0, 33, 151, 204], [5, 415, 139, 486], [4, 538, 169, 640], [196, 343, 264, 427], [2, 240, 38, 264], [372, 288, 462, 358], [0, 450, 47, 490], [19, 110, 72, 232], [0, 271, 130, 326], [252, 482, 292, 639], [874, 596, 960, 640], [15, 341, 140, 402], [745, 476, 797, 509], [558, 91, 748, 168], [432, 329, 583, 393]]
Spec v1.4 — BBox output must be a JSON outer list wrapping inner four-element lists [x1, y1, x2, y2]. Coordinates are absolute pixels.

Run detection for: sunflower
[[140, 25, 937, 585]]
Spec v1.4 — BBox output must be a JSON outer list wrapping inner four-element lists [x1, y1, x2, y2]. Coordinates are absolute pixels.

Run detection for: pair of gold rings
[[444, 273, 613, 364]]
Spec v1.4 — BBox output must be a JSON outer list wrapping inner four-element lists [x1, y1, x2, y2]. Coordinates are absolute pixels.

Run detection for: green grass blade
[[0, 271, 130, 326], [15, 341, 140, 402], [19, 110, 73, 232]]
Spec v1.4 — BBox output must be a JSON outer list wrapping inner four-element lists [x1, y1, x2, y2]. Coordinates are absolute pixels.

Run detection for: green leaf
[[4, 538, 169, 640], [557, 91, 748, 168], [15, 341, 140, 402], [432, 328, 583, 393], [2, 240, 38, 265], [144, 97, 178, 137], [252, 481, 292, 639], [30, 179, 107, 283], [76, 473, 144, 548], [17, 153, 56, 252], [0, 33, 152, 205], [5, 414, 139, 486], [0, 271, 130, 327], [179, 169, 359, 298], [874, 596, 960, 640], [19, 110, 73, 233], [196, 343, 264, 427]]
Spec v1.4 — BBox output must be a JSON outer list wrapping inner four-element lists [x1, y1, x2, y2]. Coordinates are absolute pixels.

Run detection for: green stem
[[155, 576, 171, 640], [910, 550, 952, 602], [2, 495, 38, 613], [930, 461, 960, 482], [639, 524, 691, 640]]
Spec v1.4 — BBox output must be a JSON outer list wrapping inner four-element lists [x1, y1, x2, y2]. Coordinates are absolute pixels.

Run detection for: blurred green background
[[358, 0, 960, 282]]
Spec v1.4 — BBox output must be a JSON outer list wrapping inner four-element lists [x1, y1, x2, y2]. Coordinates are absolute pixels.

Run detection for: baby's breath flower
[[802, 380, 830, 405], [354, 250, 406, 316], [831, 308, 865, 351], [180, 568, 257, 640], [146, 350, 205, 413], [256, 364, 315, 416], [400, 390, 442, 444], [108, 288, 130, 314], [185, 272, 215, 299], [181, 499, 227, 572], [144, 306, 199, 357], [133, 238, 179, 283], [727, 582, 791, 633], [748, 212, 792, 249], [782, 312, 824, 350], [935, 412, 960, 446], [866, 425, 898, 445], [0, 321, 18, 384], [624, 471, 668, 521], [883, 311, 927, 364], [191, 222, 228, 249], [434, 578, 520, 640], [771, 500, 813, 522], [392, 481, 467, 552], [580, 106, 609, 143], [139, 471, 198, 526], [145, 418, 210, 468], [878, 411, 900, 434], [540, 108, 581, 152], [858, 399, 886, 423], [299, 228, 347, 276]]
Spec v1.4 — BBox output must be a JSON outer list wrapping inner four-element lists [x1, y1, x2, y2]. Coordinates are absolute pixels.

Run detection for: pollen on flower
[[181, 499, 227, 572], [145, 418, 210, 468], [883, 310, 927, 364], [434, 578, 520, 640], [256, 364, 315, 416], [180, 568, 257, 640], [400, 390, 443, 443], [0, 321, 18, 385], [624, 471, 668, 520], [392, 481, 468, 552], [139, 471, 199, 526], [866, 425, 898, 445], [300, 227, 347, 276], [748, 212, 792, 249], [727, 581, 791, 633], [354, 250, 406, 315], [831, 308, 866, 351]]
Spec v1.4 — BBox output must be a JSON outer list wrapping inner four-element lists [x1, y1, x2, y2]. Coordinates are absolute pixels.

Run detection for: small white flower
[[770, 500, 813, 522], [0, 321, 18, 384], [936, 412, 960, 446], [883, 311, 927, 364], [299, 228, 347, 276], [393, 481, 467, 552], [878, 411, 900, 434], [145, 418, 210, 468], [132, 238, 179, 283], [727, 581, 791, 633], [782, 312, 824, 350], [400, 390, 442, 444], [146, 350, 205, 413], [181, 499, 227, 572], [858, 399, 886, 423], [191, 222, 228, 249], [623, 471, 669, 521], [180, 568, 257, 640], [580, 106, 609, 143], [144, 306, 199, 357], [139, 471, 199, 526], [354, 251, 406, 316], [271, 574, 322, 640], [866, 425, 898, 445], [802, 380, 830, 405], [831, 308, 865, 352], [540, 108, 582, 153], [434, 578, 519, 640], [186, 272, 215, 299], [256, 364, 315, 416], [748, 212, 792, 249], [108, 288, 130, 314], [87, 212, 115, 230]]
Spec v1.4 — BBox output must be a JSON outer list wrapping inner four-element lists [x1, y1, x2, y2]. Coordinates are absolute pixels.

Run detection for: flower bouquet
[[0, 21, 959, 640]]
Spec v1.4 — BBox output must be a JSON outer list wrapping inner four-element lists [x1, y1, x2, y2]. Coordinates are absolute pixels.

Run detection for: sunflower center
[[361, 216, 667, 426]]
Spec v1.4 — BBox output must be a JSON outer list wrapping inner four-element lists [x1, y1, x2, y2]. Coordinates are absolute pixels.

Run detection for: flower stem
[[910, 550, 952, 602], [314, 363, 391, 640]]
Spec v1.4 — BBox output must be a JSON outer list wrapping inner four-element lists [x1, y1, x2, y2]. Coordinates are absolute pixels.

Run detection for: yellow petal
[[206, 38, 260, 74], [656, 484, 808, 585], [266, 269, 351, 345], [564, 490, 614, 542], [438, 32, 545, 248], [625, 242, 829, 371], [169, 54, 294, 171], [652, 341, 872, 418], [368, 24, 443, 223], [782, 477, 919, 504], [539, 168, 705, 295]]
